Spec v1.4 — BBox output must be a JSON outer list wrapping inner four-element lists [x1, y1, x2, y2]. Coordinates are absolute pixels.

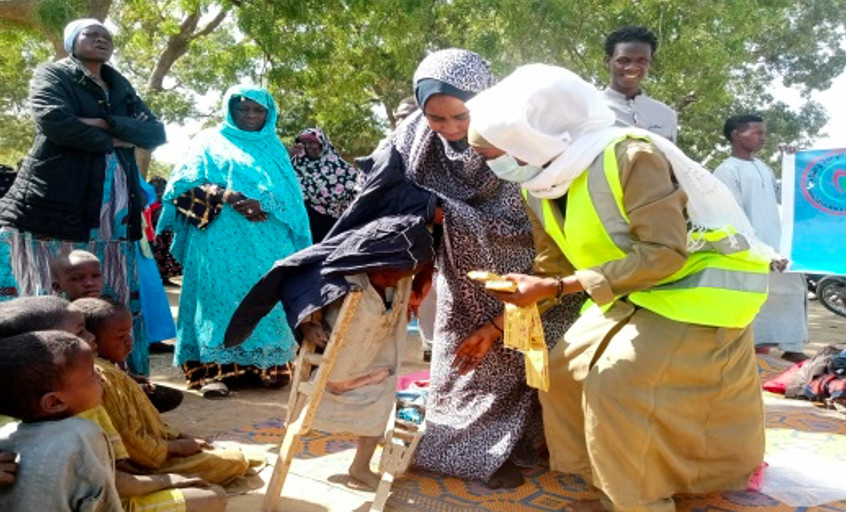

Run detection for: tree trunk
[[137, 7, 228, 177], [87, 0, 112, 22], [0, 0, 37, 24], [136, 148, 152, 180], [146, 8, 228, 92]]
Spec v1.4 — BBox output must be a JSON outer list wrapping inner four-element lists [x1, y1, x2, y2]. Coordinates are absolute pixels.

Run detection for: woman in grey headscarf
[[384, 49, 582, 488]]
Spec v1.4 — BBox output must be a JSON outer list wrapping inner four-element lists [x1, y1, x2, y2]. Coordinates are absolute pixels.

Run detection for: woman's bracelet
[[555, 277, 565, 302]]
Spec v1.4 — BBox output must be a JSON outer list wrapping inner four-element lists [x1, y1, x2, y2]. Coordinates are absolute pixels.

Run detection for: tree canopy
[[1, 0, 843, 170]]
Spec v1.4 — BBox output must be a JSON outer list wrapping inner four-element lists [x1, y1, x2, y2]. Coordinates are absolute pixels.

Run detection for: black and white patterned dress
[[396, 49, 582, 482]]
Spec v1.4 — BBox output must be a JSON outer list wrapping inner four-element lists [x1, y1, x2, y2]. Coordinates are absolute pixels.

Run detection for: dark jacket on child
[[225, 214, 434, 344]]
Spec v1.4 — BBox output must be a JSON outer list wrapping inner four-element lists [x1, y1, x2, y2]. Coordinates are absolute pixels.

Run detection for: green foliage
[[236, 0, 843, 162], [412, 0, 841, 163], [35, 0, 85, 34], [110, 2, 257, 121], [0, 0, 257, 168], [0, 28, 52, 165], [236, 0, 437, 157], [146, 157, 173, 180]]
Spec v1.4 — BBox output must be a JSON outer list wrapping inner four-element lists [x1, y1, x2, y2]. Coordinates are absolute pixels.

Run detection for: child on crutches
[[225, 214, 434, 490]]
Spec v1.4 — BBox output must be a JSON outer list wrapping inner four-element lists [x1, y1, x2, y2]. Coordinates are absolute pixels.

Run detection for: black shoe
[[149, 342, 175, 353], [782, 351, 810, 363], [147, 384, 184, 412]]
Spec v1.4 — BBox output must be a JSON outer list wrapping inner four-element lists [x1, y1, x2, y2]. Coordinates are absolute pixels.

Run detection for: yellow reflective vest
[[523, 137, 769, 328]]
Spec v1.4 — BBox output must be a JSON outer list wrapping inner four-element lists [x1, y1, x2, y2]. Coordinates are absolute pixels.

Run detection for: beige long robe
[[534, 139, 765, 512], [96, 359, 250, 485], [312, 275, 411, 437]]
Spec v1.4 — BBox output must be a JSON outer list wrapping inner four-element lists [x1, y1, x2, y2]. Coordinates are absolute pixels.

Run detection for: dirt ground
[[150, 284, 846, 511]]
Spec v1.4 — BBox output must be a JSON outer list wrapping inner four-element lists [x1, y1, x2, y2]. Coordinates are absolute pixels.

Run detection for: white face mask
[[486, 154, 543, 183]]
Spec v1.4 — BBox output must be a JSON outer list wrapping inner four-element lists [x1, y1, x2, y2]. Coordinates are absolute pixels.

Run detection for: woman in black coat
[[0, 18, 166, 375]]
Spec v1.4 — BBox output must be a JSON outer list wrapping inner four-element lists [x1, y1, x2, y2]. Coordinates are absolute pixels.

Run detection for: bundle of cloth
[[784, 344, 846, 411]]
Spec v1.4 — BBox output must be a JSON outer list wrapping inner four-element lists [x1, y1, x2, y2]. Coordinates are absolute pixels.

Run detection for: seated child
[[74, 297, 253, 485], [225, 214, 434, 490], [0, 331, 122, 512], [0, 298, 227, 512], [0, 295, 95, 344], [51, 250, 184, 413], [0, 296, 139, 454], [50, 249, 104, 300]]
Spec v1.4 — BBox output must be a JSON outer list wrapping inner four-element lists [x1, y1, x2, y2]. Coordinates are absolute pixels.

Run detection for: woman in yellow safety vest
[[465, 64, 774, 512]]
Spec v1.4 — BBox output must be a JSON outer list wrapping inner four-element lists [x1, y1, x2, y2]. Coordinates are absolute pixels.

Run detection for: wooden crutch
[[370, 411, 426, 511], [262, 291, 363, 512]]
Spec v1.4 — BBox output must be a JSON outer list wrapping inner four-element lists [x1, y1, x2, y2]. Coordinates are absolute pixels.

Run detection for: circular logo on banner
[[801, 149, 846, 216]]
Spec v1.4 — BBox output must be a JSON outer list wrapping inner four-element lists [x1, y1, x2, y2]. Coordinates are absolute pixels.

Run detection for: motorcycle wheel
[[817, 276, 846, 318]]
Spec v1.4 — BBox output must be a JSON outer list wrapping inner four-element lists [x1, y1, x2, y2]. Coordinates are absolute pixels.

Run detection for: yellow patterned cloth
[[122, 488, 185, 512], [96, 358, 252, 484], [503, 303, 549, 391], [77, 405, 130, 460]]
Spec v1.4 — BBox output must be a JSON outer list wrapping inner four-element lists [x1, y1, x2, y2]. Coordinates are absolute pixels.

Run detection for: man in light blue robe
[[714, 114, 808, 362]]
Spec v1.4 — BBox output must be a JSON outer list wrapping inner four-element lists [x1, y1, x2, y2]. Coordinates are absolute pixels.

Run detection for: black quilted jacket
[[0, 57, 165, 241]]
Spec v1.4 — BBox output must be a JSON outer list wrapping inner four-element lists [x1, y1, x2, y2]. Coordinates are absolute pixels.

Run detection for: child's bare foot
[[348, 464, 381, 490], [347, 435, 381, 490], [561, 499, 604, 512]]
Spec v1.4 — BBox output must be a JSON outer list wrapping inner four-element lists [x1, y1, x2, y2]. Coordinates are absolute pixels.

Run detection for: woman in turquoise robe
[[158, 85, 311, 395]]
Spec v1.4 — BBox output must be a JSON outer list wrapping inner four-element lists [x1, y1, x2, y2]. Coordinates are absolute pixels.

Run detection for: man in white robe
[[714, 114, 809, 362]]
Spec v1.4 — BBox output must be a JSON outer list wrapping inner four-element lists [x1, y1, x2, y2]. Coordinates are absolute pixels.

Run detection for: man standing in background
[[602, 25, 678, 142], [714, 114, 809, 363]]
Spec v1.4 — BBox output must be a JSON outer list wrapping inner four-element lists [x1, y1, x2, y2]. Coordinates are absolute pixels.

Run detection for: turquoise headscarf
[[220, 84, 280, 144], [158, 85, 311, 258]]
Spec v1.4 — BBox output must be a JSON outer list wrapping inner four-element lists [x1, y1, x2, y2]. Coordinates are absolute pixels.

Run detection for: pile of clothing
[[783, 344, 846, 414]]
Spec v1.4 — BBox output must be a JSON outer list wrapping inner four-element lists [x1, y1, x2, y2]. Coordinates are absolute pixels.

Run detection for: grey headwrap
[[63, 18, 108, 54]]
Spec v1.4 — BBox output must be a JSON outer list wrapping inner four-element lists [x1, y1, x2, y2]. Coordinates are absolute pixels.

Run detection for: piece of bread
[[467, 270, 503, 282], [485, 280, 517, 292]]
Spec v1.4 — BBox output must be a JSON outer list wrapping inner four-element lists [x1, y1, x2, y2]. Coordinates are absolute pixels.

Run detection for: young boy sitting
[[0, 295, 129, 458], [0, 330, 123, 512], [225, 214, 434, 490], [0, 295, 95, 344], [51, 250, 184, 413], [0, 298, 227, 512], [74, 297, 254, 485]]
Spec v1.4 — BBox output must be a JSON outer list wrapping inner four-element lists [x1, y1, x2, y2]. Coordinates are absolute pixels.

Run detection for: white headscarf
[[467, 63, 776, 258], [63, 18, 107, 54]]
